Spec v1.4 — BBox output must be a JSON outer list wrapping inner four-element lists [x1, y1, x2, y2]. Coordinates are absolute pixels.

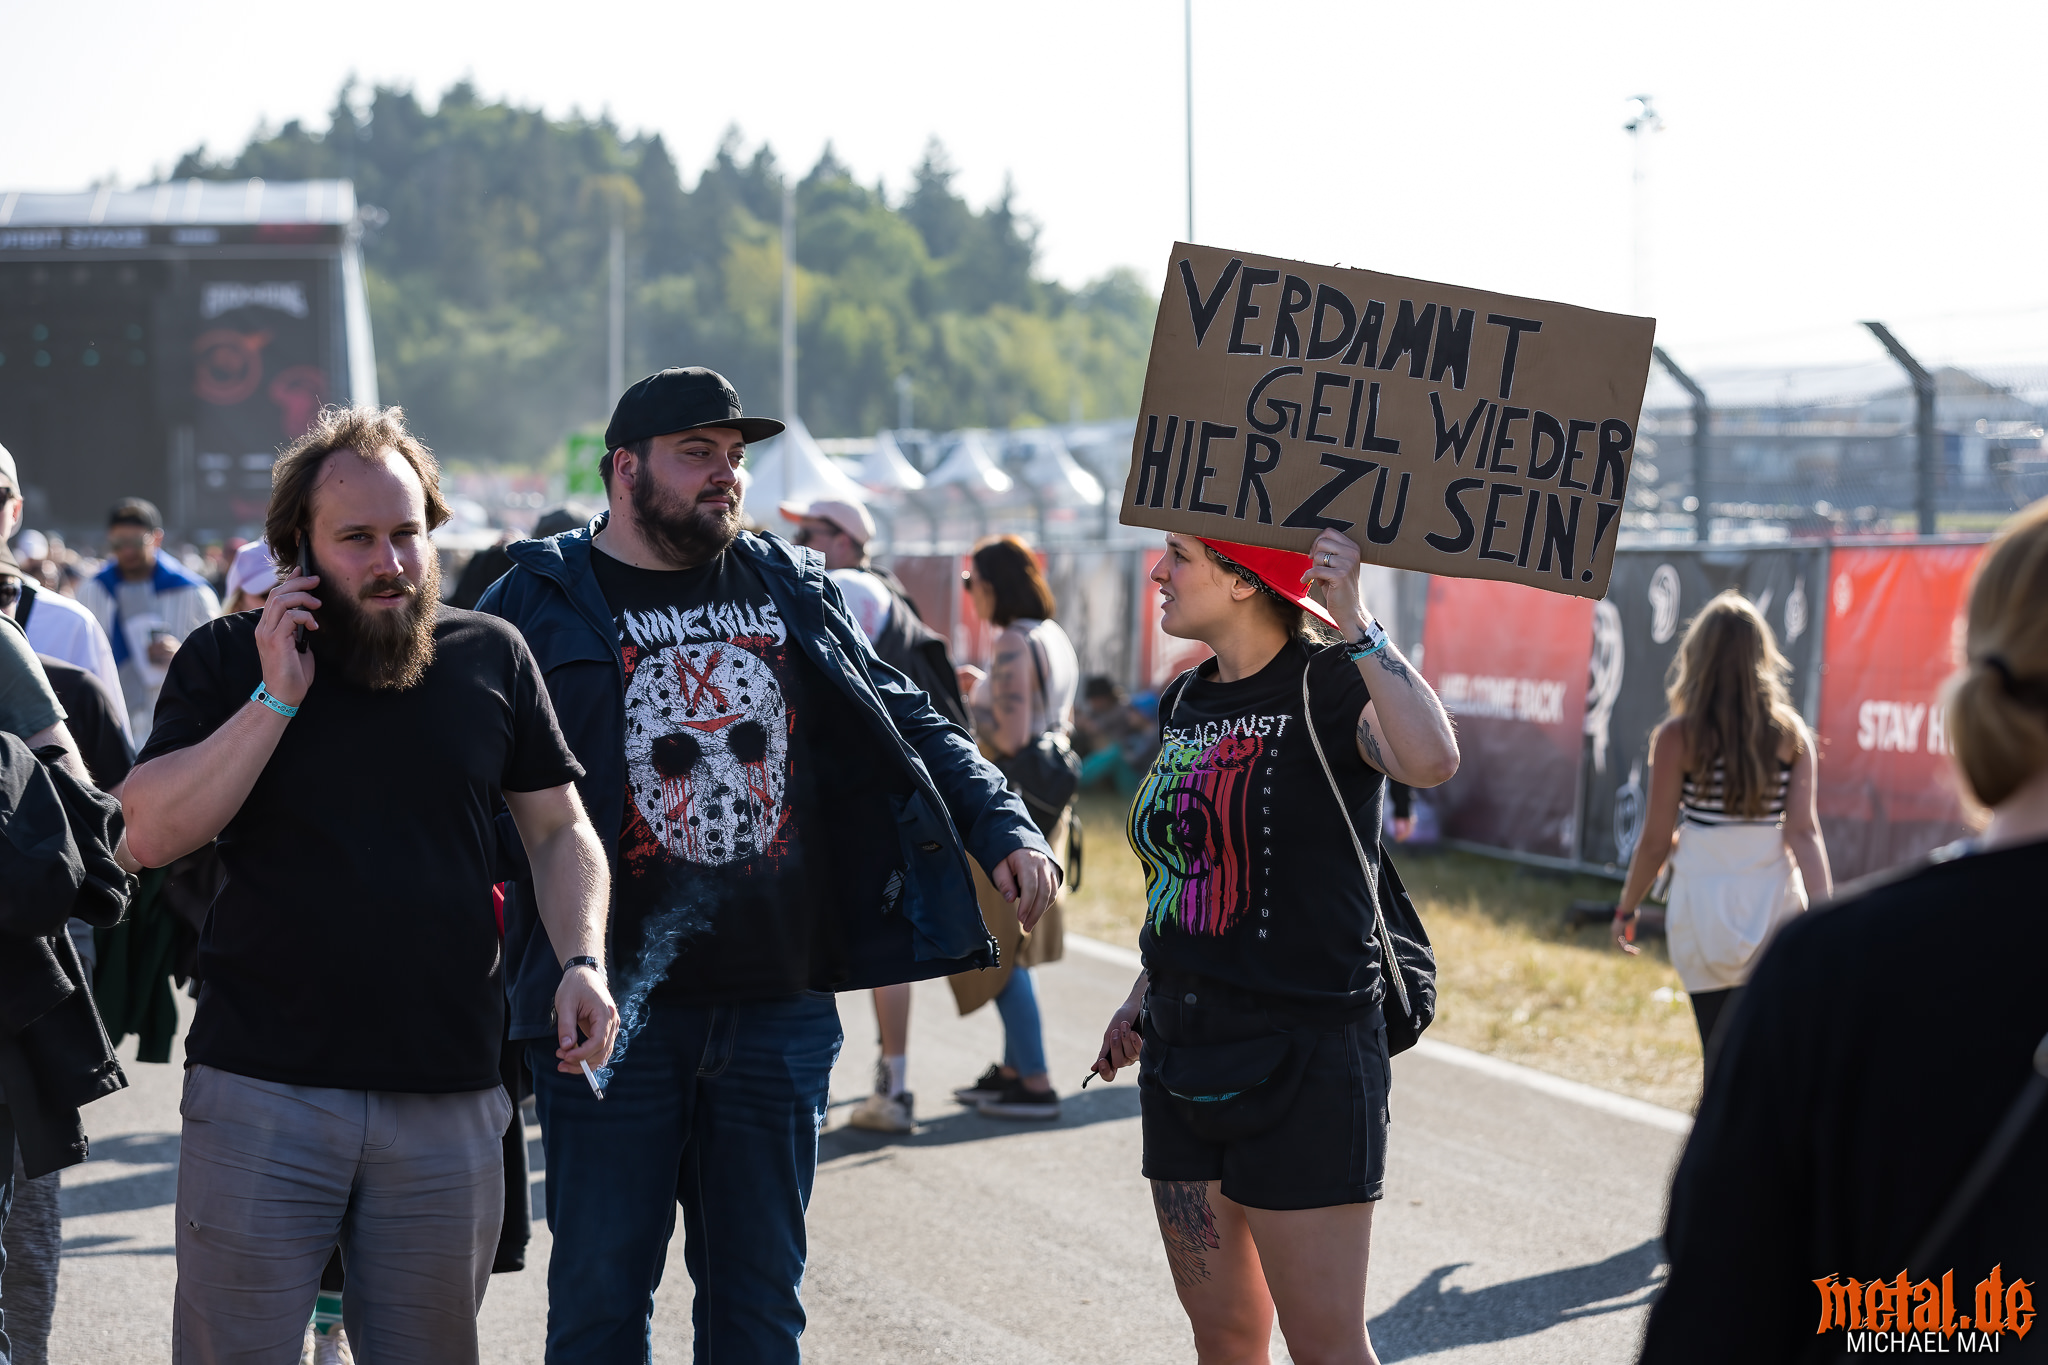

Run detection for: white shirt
[[24, 589, 130, 741], [829, 568, 894, 647]]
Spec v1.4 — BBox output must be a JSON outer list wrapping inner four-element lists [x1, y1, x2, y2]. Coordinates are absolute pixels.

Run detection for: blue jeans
[[994, 967, 1048, 1078], [529, 992, 842, 1365]]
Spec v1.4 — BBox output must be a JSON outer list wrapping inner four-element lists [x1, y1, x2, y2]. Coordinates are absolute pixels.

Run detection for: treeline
[[174, 82, 1155, 461]]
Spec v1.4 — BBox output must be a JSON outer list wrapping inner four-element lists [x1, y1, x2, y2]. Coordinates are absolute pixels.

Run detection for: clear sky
[[6, 0, 2045, 372]]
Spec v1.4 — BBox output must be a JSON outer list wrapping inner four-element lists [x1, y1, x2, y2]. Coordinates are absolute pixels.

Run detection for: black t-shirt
[[1642, 839, 2048, 1363], [137, 608, 582, 1093], [39, 655, 133, 789], [1131, 639, 1384, 1005], [590, 546, 838, 1002]]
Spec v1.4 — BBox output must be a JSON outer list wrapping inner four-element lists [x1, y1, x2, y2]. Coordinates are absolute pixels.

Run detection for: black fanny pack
[[1143, 979, 1379, 1143]]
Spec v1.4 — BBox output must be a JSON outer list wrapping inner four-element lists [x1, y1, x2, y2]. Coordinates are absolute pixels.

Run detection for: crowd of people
[[0, 362, 2042, 1365]]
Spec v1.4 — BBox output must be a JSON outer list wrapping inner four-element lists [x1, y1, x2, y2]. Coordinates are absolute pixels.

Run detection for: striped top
[[1681, 756, 1794, 825]]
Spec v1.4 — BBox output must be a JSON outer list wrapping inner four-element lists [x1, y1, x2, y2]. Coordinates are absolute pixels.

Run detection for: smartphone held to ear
[[296, 543, 314, 653]]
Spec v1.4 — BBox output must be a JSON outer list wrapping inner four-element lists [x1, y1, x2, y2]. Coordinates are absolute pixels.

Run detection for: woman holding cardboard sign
[[1092, 527, 1457, 1365]]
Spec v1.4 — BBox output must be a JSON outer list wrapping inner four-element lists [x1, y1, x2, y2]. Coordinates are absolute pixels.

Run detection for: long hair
[[1944, 498, 2048, 808], [1664, 590, 1804, 818], [970, 535, 1056, 627]]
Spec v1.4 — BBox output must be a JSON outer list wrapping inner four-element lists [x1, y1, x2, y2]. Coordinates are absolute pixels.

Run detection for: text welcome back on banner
[[1121, 243, 1656, 600]]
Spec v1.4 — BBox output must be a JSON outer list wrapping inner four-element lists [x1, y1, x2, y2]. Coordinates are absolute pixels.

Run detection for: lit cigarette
[[580, 1060, 606, 1100]]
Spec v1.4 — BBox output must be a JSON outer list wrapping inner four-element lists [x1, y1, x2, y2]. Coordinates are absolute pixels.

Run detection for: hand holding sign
[[1122, 244, 1656, 599]]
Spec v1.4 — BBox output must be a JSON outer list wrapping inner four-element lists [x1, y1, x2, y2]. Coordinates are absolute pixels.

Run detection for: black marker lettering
[[1189, 423, 1235, 514], [1485, 314, 1543, 399], [1179, 257, 1241, 347], [1424, 477, 1486, 553], [1227, 267, 1281, 354], [1489, 407, 1529, 474], [1478, 482, 1523, 562], [1536, 493, 1583, 578], [1594, 419, 1633, 498], [1378, 300, 1437, 378], [1170, 416, 1197, 509], [1268, 275, 1314, 359], [1358, 382, 1400, 454], [1244, 365, 1305, 437], [1305, 284, 1357, 362], [1561, 419, 1595, 490], [1365, 467, 1412, 545], [1342, 377, 1366, 447], [1305, 372, 1349, 445], [1342, 299, 1386, 367], [1429, 306, 1475, 390], [1136, 414, 1179, 508], [1515, 484, 1542, 566], [1582, 500, 1624, 581], [1430, 393, 1489, 465], [1235, 434, 1281, 523], [1526, 411, 1567, 482], [1281, 454, 1378, 532]]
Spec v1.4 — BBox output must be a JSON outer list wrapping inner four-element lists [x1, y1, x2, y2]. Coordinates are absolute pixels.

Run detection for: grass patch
[[1060, 789, 1704, 1112]]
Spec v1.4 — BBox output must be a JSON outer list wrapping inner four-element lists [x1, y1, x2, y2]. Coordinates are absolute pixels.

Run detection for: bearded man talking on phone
[[122, 406, 617, 1365], [478, 367, 1057, 1363]]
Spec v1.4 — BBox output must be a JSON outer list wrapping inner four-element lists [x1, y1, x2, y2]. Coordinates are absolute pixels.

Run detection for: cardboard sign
[[1121, 243, 1656, 599]]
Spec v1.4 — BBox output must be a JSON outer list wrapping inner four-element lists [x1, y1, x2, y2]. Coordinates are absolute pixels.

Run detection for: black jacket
[[476, 517, 1051, 1040], [0, 734, 134, 1178]]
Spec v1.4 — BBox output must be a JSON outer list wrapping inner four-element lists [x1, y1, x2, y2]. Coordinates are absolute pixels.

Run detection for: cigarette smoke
[[593, 900, 712, 1086]]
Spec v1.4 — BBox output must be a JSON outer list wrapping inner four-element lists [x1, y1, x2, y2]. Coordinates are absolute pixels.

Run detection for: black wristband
[[562, 955, 601, 973]]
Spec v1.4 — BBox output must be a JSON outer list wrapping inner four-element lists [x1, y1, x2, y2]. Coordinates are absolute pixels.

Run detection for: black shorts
[[1139, 978, 1391, 1211]]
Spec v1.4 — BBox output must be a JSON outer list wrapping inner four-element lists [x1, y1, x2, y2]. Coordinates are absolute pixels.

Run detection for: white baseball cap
[[778, 497, 875, 547], [225, 541, 283, 601]]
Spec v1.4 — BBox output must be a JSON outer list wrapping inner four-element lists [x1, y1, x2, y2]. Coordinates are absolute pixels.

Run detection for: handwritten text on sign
[[1120, 244, 1656, 599]]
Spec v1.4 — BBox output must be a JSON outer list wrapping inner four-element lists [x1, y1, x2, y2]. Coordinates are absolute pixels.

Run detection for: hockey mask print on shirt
[[624, 642, 789, 865]]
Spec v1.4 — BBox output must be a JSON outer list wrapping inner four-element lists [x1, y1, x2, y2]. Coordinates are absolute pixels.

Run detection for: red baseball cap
[[1193, 537, 1341, 628]]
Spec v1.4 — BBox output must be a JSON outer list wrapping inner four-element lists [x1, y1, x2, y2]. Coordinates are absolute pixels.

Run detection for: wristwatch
[[562, 955, 601, 973]]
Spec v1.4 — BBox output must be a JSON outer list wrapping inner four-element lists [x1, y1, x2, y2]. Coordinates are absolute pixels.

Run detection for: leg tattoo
[[1153, 1180, 1222, 1288]]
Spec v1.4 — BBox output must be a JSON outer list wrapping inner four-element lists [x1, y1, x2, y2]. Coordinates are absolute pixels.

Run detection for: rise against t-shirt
[[590, 545, 839, 1002], [1131, 639, 1386, 1006]]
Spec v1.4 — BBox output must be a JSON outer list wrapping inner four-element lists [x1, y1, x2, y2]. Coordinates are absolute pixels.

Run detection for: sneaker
[[847, 1090, 915, 1134], [976, 1077, 1061, 1121], [952, 1063, 1009, 1106], [302, 1325, 355, 1365]]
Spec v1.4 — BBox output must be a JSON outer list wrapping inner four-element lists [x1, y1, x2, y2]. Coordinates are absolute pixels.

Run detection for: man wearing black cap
[[479, 368, 1057, 1363]]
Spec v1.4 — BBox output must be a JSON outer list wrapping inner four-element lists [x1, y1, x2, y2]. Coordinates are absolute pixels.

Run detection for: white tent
[[741, 414, 872, 525], [1012, 432, 1104, 508], [924, 431, 1014, 494], [858, 428, 926, 492]]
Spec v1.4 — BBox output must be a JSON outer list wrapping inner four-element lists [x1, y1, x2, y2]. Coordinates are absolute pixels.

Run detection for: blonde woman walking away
[[1611, 591, 1831, 1073]]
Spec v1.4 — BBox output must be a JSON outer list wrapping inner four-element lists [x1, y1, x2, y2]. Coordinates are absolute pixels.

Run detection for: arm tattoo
[[1152, 1180, 1221, 1288], [1373, 647, 1416, 689], [1357, 716, 1386, 771]]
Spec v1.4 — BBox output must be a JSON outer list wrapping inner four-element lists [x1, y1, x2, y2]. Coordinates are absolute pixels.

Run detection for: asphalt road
[[46, 939, 1685, 1363]]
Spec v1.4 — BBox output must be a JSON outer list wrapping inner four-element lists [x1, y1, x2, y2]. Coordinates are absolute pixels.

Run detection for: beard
[[631, 467, 742, 567], [304, 543, 442, 691]]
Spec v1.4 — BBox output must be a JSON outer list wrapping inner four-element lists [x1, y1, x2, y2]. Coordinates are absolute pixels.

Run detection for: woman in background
[[1642, 501, 2048, 1361], [1611, 591, 1831, 1072], [221, 540, 280, 614], [950, 535, 1079, 1121]]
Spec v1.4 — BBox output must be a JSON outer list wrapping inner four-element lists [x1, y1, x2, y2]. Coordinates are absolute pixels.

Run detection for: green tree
[[174, 83, 1155, 461]]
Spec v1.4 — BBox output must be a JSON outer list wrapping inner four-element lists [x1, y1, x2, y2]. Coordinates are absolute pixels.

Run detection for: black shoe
[[952, 1064, 1007, 1105], [976, 1077, 1061, 1121]]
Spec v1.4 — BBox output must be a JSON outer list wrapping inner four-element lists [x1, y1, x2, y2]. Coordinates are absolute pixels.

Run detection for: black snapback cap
[[603, 367, 785, 452]]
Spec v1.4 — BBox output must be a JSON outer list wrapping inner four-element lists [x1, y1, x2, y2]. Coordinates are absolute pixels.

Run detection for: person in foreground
[[1610, 590, 1831, 1076], [477, 367, 1056, 1364], [121, 406, 618, 1365], [1639, 499, 2048, 1363], [1093, 530, 1458, 1365]]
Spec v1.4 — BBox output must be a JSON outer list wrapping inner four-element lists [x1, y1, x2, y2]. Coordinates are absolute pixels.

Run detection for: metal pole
[[895, 372, 913, 431], [1623, 96, 1661, 316], [607, 215, 625, 399], [1184, 0, 1194, 241], [781, 181, 797, 421], [1862, 321, 1938, 534], [1653, 346, 1710, 542]]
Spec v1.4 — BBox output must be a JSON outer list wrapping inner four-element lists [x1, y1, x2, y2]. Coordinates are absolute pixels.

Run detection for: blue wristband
[[251, 682, 300, 719]]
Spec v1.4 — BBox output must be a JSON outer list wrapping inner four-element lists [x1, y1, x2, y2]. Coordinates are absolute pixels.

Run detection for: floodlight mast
[[1624, 95, 1663, 316], [1185, 0, 1195, 241]]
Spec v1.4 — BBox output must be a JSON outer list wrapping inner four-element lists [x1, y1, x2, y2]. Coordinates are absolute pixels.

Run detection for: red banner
[[1421, 577, 1594, 856], [1816, 544, 1986, 882]]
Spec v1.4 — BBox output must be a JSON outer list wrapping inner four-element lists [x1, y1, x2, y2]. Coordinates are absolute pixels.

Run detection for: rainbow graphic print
[[1127, 726, 1267, 937]]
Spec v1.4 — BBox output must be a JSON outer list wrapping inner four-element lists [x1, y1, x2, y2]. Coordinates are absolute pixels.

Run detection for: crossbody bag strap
[[1298, 657, 1413, 1023]]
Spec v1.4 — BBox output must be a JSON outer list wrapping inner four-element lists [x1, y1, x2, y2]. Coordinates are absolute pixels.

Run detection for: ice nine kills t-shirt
[[138, 608, 583, 1093], [591, 546, 835, 1002], [1131, 639, 1386, 1006]]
